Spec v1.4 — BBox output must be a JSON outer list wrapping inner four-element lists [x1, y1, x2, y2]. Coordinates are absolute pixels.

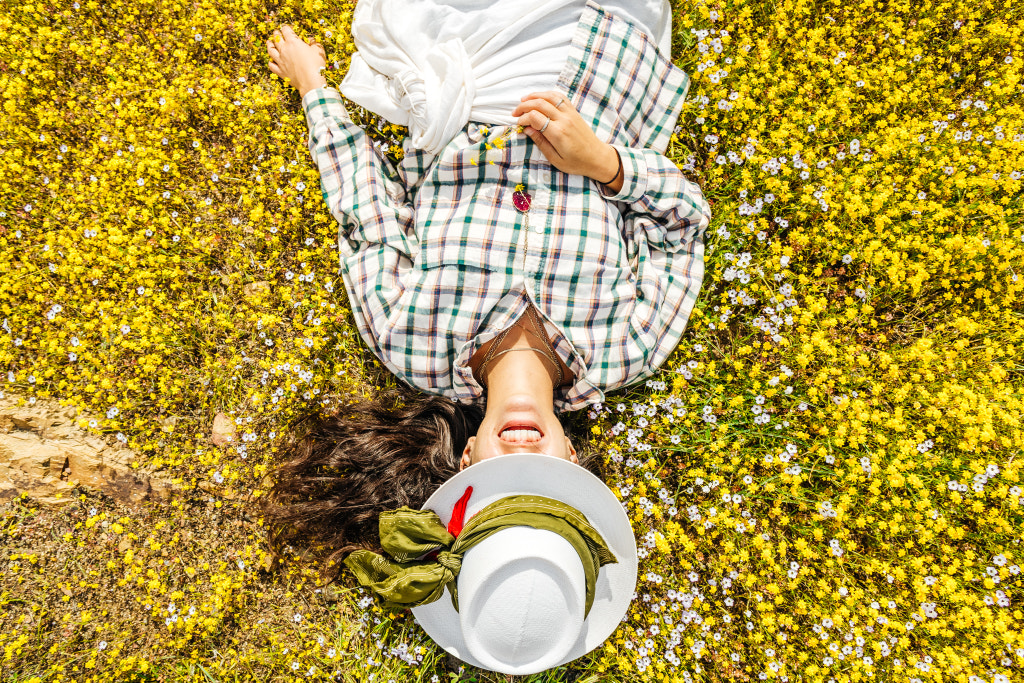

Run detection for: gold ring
[[556, 97, 566, 108]]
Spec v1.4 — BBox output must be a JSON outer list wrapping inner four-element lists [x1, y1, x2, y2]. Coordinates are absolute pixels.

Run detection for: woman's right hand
[[266, 25, 329, 98]]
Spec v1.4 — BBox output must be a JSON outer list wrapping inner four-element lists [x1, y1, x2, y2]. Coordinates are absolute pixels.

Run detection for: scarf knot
[[436, 550, 462, 575], [344, 493, 617, 616]]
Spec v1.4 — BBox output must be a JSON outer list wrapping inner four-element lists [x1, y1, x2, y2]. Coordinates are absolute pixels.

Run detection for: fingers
[[524, 126, 564, 163], [270, 25, 298, 44], [520, 90, 570, 108], [269, 27, 326, 56], [266, 31, 280, 69], [520, 91, 573, 117], [517, 110, 553, 135], [512, 97, 561, 122], [306, 37, 328, 60]]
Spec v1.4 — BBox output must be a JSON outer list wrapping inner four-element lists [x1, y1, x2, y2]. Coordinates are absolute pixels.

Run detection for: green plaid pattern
[[302, 0, 710, 412]]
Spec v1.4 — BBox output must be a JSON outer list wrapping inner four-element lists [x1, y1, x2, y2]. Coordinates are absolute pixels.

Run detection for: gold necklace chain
[[477, 305, 564, 389], [476, 136, 566, 390]]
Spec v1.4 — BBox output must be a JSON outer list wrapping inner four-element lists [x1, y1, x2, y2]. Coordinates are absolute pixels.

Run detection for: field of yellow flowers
[[2, 0, 1022, 680]]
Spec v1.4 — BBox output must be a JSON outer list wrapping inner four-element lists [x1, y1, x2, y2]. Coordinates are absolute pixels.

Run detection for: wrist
[[592, 144, 619, 184], [297, 71, 328, 98], [597, 147, 622, 186]]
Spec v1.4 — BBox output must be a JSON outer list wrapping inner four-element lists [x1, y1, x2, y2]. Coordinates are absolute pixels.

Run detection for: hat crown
[[458, 526, 585, 674], [411, 453, 638, 676]]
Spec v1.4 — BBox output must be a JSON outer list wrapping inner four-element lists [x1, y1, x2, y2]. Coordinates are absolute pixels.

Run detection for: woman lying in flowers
[[262, 1, 710, 566]]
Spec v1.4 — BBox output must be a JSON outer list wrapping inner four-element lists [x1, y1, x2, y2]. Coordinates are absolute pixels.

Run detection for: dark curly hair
[[259, 385, 601, 586]]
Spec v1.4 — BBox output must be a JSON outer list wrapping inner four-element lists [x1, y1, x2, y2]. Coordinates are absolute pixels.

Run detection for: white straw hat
[[411, 453, 637, 675]]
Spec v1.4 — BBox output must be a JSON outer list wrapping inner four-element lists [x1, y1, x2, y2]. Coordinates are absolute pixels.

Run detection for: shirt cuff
[[599, 145, 649, 203], [302, 85, 352, 130]]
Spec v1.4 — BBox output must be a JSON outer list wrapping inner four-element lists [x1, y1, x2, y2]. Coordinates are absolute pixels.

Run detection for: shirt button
[[534, 224, 544, 234]]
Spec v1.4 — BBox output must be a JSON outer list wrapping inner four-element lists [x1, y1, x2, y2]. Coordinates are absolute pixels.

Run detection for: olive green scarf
[[344, 494, 617, 616]]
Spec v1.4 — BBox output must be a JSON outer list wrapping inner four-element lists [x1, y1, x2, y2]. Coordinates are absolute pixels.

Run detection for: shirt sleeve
[[599, 144, 711, 255], [301, 86, 420, 261], [301, 86, 434, 377], [596, 144, 711, 379]]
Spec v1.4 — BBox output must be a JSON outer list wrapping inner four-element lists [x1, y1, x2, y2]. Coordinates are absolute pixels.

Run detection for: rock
[[11, 413, 51, 433], [0, 395, 177, 508], [2, 433, 63, 477], [0, 460, 76, 507], [0, 474, 18, 502], [64, 440, 174, 505], [195, 479, 243, 501], [0, 435, 77, 506], [210, 412, 236, 448], [242, 281, 271, 298]]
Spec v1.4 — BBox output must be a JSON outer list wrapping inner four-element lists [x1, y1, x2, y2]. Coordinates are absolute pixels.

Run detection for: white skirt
[[340, 0, 672, 154]]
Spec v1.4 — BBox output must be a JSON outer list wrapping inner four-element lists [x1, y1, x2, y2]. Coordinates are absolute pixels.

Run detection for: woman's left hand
[[513, 91, 621, 188]]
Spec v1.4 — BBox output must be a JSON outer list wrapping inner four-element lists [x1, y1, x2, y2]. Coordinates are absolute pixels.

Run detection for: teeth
[[501, 428, 541, 443]]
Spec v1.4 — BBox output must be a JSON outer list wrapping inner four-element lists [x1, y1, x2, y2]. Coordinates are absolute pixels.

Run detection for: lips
[[499, 423, 543, 444]]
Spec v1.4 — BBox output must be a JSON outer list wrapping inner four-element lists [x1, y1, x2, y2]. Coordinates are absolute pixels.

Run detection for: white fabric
[[341, 0, 671, 153], [458, 527, 585, 674], [411, 453, 638, 674]]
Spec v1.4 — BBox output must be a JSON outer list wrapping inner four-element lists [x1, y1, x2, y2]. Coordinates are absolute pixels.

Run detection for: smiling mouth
[[499, 423, 543, 444]]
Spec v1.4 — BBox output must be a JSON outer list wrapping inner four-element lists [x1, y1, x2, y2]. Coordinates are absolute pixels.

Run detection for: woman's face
[[460, 394, 577, 469]]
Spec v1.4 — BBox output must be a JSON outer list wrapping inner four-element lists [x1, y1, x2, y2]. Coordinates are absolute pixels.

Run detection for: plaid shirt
[[302, 0, 710, 412]]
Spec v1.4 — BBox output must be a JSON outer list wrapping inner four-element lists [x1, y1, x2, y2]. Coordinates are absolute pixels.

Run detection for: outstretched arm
[[266, 24, 422, 261], [267, 24, 430, 374]]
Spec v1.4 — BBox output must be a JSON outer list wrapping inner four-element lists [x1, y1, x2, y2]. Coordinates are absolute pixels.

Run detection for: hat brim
[[411, 453, 637, 673]]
